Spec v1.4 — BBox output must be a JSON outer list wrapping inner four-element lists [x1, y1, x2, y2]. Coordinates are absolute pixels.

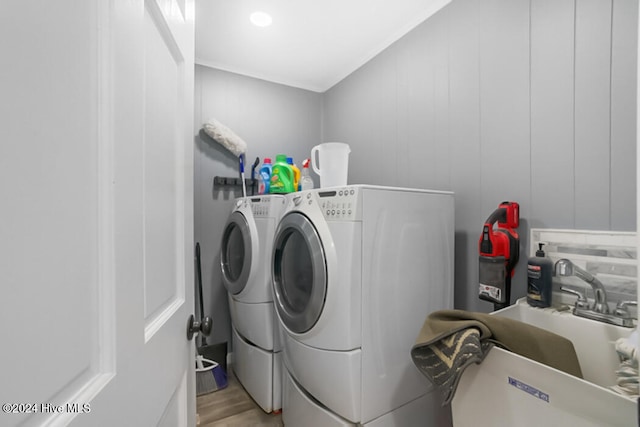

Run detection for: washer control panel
[[249, 196, 284, 217], [312, 187, 360, 220]]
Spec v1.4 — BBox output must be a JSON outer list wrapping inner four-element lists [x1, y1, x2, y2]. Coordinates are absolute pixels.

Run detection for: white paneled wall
[[574, 0, 612, 229], [613, 1, 638, 230], [530, 0, 575, 228], [323, 0, 638, 312]]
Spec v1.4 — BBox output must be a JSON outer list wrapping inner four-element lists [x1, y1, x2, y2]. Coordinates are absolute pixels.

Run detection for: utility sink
[[451, 298, 637, 427]]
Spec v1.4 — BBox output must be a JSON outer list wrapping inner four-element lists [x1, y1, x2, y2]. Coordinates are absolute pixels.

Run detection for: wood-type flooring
[[197, 366, 283, 426]]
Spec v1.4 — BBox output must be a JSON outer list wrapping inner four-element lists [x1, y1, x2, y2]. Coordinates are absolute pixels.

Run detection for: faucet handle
[[560, 286, 590, 309], [614, 301, 637, 319]]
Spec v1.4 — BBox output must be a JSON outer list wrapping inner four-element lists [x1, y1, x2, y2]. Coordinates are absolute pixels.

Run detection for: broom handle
[[195, 242, 207, 347]]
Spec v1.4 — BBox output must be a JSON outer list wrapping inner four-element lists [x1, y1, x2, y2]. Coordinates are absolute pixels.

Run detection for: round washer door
[[272, 212, 327, 334], [220, 211, 252, 295]]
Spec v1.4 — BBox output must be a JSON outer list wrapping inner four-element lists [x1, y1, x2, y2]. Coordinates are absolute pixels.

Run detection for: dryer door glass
[[221, 211, 252, 295], [272, 212, 326, 333]]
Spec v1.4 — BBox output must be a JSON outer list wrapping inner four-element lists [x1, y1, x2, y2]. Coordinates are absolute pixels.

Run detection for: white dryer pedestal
[[232, 326, 282, 413], [283, 369, 353, 426], [282, 368, 450, 427]]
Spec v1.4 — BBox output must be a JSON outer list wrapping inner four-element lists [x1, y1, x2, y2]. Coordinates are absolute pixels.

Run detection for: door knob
[[186, 314, 213, 340]]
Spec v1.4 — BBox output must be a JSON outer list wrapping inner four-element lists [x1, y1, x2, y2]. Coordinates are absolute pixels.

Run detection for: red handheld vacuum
[[478, 201, 520, 311]]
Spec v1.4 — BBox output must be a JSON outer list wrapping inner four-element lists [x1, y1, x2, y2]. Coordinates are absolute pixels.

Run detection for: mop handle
[[239, 154, 247, 198]]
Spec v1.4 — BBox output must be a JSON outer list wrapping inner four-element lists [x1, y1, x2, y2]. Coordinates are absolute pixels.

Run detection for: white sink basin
[[452, 298, 637, 427]]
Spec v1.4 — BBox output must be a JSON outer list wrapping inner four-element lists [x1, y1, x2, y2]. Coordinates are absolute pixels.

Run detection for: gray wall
[[322, 0, 638, 312], [194, 66, 322, 345]]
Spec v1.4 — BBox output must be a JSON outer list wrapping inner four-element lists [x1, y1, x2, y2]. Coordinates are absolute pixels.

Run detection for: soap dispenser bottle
[[527, 242, 553, 308]]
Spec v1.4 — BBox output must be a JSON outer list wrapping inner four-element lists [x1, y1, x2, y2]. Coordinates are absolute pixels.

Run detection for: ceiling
[[195, 0, 452, 93]]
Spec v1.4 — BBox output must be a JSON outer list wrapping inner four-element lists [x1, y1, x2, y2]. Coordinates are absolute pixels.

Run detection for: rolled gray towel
[[411, 309, 583, 405]]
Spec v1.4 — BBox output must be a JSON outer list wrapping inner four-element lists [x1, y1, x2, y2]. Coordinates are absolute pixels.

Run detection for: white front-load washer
[[220, 195, 285, 413], [271, 185, 455, 426]]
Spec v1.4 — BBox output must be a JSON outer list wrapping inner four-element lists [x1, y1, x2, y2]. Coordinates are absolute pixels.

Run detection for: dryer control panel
[[249, 196, 285, 218], [310, 187, 360, 221]]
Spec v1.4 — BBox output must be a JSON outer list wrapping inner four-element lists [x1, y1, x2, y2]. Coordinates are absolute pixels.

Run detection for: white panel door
[[0, 1, 196, 426]]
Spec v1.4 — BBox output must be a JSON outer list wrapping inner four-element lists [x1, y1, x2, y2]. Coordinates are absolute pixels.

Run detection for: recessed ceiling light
[[250, 11, 272, 27]]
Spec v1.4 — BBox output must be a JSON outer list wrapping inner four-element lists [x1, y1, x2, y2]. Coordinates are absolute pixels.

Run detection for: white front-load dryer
[[220, 195, 285, 413], [272, 185, 455, 426]]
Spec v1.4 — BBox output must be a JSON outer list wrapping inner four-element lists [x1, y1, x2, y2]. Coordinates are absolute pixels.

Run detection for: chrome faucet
[[555, 258, 609, 313], [555, 258, 634, 327]]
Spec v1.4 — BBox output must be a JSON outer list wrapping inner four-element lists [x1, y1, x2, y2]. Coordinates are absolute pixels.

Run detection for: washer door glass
[[272, 212, 326, 334], [220, 211, 252, 295]]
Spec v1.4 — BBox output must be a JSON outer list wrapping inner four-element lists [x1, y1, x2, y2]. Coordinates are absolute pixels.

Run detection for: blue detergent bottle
[[258, 158, 272, 195]]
